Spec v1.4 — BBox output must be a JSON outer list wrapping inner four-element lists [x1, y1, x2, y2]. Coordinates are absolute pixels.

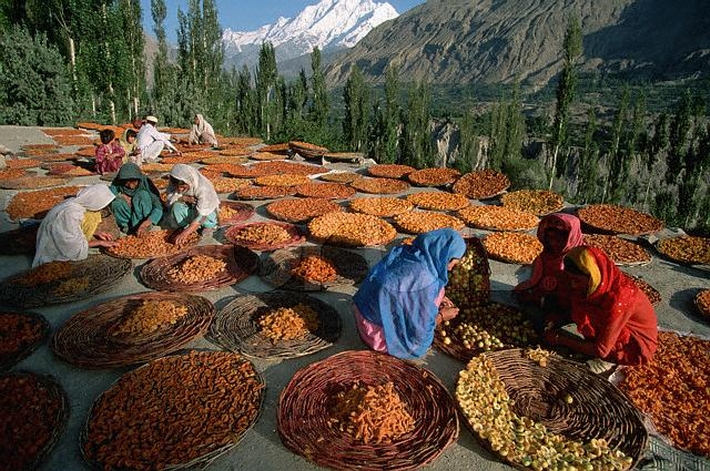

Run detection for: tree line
[[0, 2, 708, 232]]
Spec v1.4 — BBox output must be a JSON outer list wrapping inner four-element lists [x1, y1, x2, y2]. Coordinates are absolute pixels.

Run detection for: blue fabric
[[170, 202, 218, 228], [353, 228, 466, 359]]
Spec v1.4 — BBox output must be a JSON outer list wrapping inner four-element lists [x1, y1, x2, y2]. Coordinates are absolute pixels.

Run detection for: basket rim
[[0, 311, 51, 371]]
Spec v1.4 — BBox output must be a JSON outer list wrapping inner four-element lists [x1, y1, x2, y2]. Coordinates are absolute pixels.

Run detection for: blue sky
[[139, 0, 425, 40]]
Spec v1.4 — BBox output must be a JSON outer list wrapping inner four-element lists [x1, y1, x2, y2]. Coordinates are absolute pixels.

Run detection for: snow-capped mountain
[[222, 0, 399, 71]]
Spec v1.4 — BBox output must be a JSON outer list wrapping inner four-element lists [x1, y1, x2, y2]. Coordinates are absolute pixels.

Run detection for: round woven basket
[[0, 255, 132, 309], [458, 349, 648, 471], [0, 311, 50, 371], [583, 234, 652, 266], [577, 204, 664, 236], [224, 221, 306, 251], [259, 245, 368, 291], [80, 350, 265, 471], [694, 289, 710, 321], [140, 244, 259, 292], [277, 350, 459, 471], [50, 291, 215, 369], [207, 291, 341, 359], [0, 225, 38, 255], [217, 201, 255, 225], [0, 370, 69, 471]]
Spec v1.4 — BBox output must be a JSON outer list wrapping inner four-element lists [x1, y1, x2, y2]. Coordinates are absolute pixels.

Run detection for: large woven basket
[[80, 350, 265, 471], [224, 221, 306, 251], [259, 245, 368, 291], [0, 255, 132, 309], [140, 244, 259, 292], [0, 370, 69, 471], [458, 349, 648, 471], [0, 311, 50, 371], [0, 225, 38, 255], [50, 292, 215, 369], [277, 350, 459, 471], [207, 291, 341, 359], [217, 200, 255, 225]]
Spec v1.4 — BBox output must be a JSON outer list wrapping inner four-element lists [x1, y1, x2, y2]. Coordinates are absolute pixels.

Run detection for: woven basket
[[230, 185, 297, 200], [80, 350, 265, 471], [0, 370, 69, 471], [224, 221, 306, 251], [0, 225, 38, 255], [207, 291, 341, 359], [218, 200, 255, 225], [51, 291, 214, 369], [0, 311, 50, 371], [259, 245, 369, 291], [140, 244, 259, 292], [277, 350, 459, 471], [458, 349, 648, 471], [577, 204, 664, 236], [695, 289, 710, 321], [583, 234, 652, 266], [0, 255, 132, 309]]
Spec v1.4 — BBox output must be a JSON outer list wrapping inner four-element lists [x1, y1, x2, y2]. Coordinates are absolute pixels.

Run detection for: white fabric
[[32, 185, 115, 267], [188, 114, 218, 146], [167, 164, 220, 217], [136, 122, 176, 163]]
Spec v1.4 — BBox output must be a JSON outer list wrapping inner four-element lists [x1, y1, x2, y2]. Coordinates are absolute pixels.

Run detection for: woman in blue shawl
[[109, 163, 164, 235], [353, 228, 466, 359]]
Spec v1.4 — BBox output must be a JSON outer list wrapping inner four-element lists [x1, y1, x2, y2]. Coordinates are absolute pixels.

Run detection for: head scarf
[[514, 213, 583, 293], [564, 246, 638, 341], [168, 164, 220, 217], [111, 163, 160, 198], [32, 185, 115, 267], [194, 114, 206, 134], [353, 229, 466, 359]]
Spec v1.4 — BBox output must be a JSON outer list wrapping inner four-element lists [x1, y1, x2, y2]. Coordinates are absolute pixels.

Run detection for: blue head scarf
[[353, 228, 466, 359]]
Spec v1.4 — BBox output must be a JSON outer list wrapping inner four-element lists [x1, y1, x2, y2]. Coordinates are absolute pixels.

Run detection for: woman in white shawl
[[33, 184, 117, 267], [166, 164, 220, 244], [188, 114, 218, 147]]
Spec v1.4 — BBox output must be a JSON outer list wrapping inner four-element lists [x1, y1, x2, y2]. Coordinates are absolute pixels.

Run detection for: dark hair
[[99, 129, 115, 144], [125, 129, 137, 139], [169, 175, 187, 187]]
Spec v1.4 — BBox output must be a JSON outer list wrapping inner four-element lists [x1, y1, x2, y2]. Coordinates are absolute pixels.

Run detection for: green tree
[[402, 80, 433, 168], [666, 89, 692, 183], [603, 87, 630, 203], [308, 46, 328, 138], [378, 64, 401, 164], [455, 109, 482, 173], [342, 65, 369, 152], [233, 64, 256, 136], [577, 108, 600, 203], [255, 42, 278, 141], [0, 25, 73, 125], [549, 16, 582, 189]]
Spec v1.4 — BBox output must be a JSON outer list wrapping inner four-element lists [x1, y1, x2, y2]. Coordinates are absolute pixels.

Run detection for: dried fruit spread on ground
[[258, 304, 320, 343], [266, 198, 342, 223], [166, 254, 227, 284], [500, 189, 565, 215], [328, 382, 415, 445], [366, 164, 415, 179], [106, 230, 198, 259], [349, 177, 410, 194], [625, 275, 662, 306], [291, 255, 338, 284], [393, 211, 465, 234], [349, 197, 414, 217], [319, 172, 361, 183], [451, 169, 511, 199], [232, 185, 295, 200], [407, 167, 461, 187], [483, 232, 543, 265], [208, 176, 251, 194], [255, 174, 311, 187], [5, 185, 82, 220], [696, 289, 710, 318], [618, 331, 710, 456], [656, 235, 710, 265], [0, 312, 46, 364], [457, 205, 539, 231], [308, 212, 396, 247], [110, 300, 189, 338], [295, 182, 356, 199], [82, 351, 264, 470], [406, 191, 470, 211], [583, 234, 652, 265], [577, 204, 664, 235]]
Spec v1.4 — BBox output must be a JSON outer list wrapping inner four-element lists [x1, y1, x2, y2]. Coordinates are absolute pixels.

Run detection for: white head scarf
[[194, 114, 206, 134], [168, 164, 220, 217], [32, 184, 115, 267]]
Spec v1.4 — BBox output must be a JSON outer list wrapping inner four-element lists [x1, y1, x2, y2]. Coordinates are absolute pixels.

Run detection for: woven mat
[[218, 201, 255, 225], [80, 350, 264, 470], [259, 245, 369, 291], [277, 350, 459, 471], [459, 348, 648, 471], [0, 225, 38, 255], [224, 222, 306, 251], [0, 311, 50, 371], [50, 292, 215, 369], [140, 244, 259, 292], [207, 291, 341, 359], [0, 370, 69, 471], [0, 255, 132, 309]]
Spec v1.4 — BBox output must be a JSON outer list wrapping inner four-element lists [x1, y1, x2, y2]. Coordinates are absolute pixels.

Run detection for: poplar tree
[[402, 80, 433, 168], [255, 42, 278, 141], [381, 64, 401, 164], [118, 0, 144, 119], [577, 109, 599, 203], [309, 46, 328, 136], [549, 16, 582, 189], [456, 109, 482, 173], [234, 64, 256, 136], [343, 65, 369, 152]]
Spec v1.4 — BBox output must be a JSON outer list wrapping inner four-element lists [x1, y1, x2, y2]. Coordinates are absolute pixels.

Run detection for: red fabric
[[95, 141, 125, 175], [569, 246, 658, 365], [514, 213, 583, 309]]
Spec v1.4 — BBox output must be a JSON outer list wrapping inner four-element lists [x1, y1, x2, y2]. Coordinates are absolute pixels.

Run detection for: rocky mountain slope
[[325, 0, 710, 87]]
